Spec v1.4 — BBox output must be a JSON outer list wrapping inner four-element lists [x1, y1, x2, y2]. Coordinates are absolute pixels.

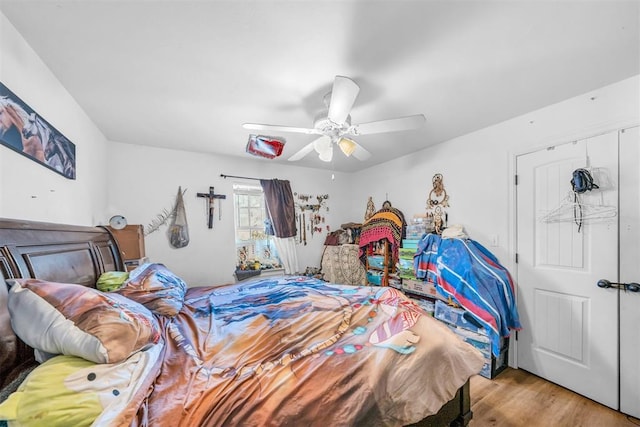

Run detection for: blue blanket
[[414, 234, 521, 357]]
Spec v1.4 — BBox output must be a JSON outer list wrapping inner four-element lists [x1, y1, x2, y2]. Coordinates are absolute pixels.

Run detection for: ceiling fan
[[242, 76, 426, 162]]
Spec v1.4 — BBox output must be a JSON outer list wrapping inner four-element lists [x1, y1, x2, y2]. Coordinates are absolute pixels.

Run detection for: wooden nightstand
[[106, 224, 147, 271]]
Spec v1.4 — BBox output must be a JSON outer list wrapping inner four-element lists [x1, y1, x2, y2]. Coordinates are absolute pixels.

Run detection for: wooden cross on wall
[[197, 186, 226, 229]]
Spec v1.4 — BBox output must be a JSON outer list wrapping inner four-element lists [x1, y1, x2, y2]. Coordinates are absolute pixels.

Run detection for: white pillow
[[7, 279, 160, 364]]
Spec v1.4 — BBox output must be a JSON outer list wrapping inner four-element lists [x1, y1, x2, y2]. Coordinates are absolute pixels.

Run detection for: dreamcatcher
[[426, 173, 449, 234]]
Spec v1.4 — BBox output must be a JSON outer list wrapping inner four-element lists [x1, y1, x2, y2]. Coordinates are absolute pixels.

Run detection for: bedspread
[[110, 276, 484, 427]]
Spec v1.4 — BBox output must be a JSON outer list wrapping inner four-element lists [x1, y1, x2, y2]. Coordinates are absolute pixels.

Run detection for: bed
[[0, 219, 484, 427]]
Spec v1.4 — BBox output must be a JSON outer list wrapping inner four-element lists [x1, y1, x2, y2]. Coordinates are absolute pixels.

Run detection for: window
[[233, 184, 281, 270]]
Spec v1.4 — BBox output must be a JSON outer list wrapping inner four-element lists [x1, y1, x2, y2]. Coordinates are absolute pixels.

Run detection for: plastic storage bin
[[366, 270, 383, 286]]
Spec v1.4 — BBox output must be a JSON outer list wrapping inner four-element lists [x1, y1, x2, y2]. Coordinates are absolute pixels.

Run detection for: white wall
[[107, 75, 638, 288], [350, 75, 639, 274], [2, 7, 637, 293], [106, 141, 352, 286], [0, 12, 108, 225]]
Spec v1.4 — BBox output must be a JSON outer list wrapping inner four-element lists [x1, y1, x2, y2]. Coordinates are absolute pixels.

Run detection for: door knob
[[597, 279, 640, 292]]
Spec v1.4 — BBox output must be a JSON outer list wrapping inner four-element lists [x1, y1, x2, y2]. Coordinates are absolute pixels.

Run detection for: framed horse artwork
[[0, 82, 76, 180]]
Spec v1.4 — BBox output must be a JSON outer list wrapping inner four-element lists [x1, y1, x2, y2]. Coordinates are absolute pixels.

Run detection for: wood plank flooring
[[469, 368, 640, 427]]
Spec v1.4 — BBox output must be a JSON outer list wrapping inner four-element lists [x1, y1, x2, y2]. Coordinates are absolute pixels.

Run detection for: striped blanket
[[358, 207, 406, 261], [414, 234, 521, 357]]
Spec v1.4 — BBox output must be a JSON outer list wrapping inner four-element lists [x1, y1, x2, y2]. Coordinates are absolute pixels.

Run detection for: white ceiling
[[0, 0, 638, 173]]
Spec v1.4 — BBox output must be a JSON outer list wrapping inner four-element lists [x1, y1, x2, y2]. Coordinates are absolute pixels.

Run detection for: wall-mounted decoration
[[196, 186, 227, 229], [0, 82, 76, 179], [145, 187, 186, 236], [169, 186, 189, 248], [364, 196, 375, 221], [294, 193, 329, 245], [426, 173, 449, 234]]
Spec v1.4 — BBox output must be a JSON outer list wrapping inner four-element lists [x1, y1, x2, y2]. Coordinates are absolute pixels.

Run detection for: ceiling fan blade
[[287, 141, 316, 161], [350, 114, 426, 136], [352, 142, 372, 161], [327, 76, 360, 125], [243, 123, 319, 135]]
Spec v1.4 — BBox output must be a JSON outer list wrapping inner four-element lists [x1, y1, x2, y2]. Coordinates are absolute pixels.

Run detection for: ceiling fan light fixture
[[245, 75, 423, 163], [337, 137, 357, 157], [313, 136, 331, 154], [318, 145, 333, 162]]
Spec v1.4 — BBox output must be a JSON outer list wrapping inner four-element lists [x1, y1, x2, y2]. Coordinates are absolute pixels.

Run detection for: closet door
[[620, 126, 640, 418], [516, 132, 619, 409]]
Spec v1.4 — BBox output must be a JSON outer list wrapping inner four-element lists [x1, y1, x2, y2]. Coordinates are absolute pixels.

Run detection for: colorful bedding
[[1, 271, 485, 427]]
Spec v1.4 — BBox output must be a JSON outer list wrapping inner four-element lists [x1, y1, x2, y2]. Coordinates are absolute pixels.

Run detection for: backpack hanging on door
[[570, 168, 599, 194], [570, 168, 599, 233]]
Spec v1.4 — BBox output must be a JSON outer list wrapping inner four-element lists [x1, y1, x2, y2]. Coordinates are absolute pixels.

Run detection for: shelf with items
[[364, 238, 395, 287]]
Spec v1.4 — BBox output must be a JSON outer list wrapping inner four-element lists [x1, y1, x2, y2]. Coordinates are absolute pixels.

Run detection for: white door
[[516, 132, 619, 409], [620, 126, 640, 418]]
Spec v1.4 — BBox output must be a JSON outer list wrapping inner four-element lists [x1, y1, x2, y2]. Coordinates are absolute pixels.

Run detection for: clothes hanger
[[539, 191, 617, 224]]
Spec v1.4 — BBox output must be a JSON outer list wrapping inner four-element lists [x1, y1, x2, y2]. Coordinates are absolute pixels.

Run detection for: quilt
[[1, 271, 485, 427]]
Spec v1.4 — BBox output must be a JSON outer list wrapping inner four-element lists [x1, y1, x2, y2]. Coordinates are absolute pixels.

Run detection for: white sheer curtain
[[272, 237, 299, 274]]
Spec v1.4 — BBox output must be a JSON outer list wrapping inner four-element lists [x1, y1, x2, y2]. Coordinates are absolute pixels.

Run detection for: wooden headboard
[[0, 218, 124, 387]]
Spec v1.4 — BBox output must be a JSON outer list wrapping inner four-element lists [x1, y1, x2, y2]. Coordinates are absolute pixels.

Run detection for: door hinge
[[515, 174, 518, 185], [515, 253, 519, 263]]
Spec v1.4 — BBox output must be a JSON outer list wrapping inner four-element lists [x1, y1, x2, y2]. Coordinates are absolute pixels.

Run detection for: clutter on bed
[[0, 219, 485, 427]]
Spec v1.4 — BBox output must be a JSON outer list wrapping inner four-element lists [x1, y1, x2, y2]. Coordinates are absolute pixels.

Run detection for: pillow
[[113, 263, 187, 317], [0, 347, 160, 427], [96, 271, 129, 292], [0, 355, 103, 427], [7, 279, 160, 364]]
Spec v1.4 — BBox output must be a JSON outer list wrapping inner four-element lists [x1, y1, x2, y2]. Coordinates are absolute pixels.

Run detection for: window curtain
[[260, 179, 299, 274]]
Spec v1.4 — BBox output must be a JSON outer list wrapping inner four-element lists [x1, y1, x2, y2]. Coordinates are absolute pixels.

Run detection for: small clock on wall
[[108, 215, 128, 230]]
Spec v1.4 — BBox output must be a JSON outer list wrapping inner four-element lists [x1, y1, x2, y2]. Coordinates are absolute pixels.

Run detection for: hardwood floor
[[469, 368, 640, 427]]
